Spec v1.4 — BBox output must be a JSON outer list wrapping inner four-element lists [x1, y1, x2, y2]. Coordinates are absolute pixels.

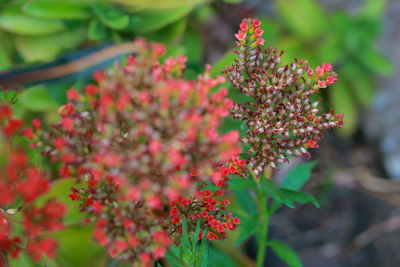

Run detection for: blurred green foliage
[[270, 0, 392, 135], [0, 0, 206, 65]]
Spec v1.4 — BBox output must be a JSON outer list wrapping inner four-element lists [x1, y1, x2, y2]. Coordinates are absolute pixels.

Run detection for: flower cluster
[[168, 158, 244, 243], [33, 39, 240, 265], [225, 18, 344, 174], [0, 101, 66, 265]]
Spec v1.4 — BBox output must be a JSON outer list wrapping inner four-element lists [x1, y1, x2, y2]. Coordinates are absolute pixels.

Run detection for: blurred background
[[0, 0, 399, 266]]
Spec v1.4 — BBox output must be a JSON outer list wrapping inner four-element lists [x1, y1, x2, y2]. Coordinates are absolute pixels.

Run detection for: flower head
[[224, 18, 344, 174]]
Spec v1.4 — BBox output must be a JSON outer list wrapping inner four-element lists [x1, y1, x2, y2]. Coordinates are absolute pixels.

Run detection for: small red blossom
[[318, 80, 327, 88], [315, 66, 324, 77], [252, 18, 261, 28], [326, 76, 338, 84], [254, 27, 264, 37], [256, 38, 265, 46], [235, 30, 247, 41]]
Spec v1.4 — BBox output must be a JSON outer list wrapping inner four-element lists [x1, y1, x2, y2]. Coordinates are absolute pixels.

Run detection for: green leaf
[[233, 189, 258, 215], [0, 3, 65, 36], [208, 246, 239, 267], [50, 225, 106, 266], [280, 189, 320, 208], [260, 179, 294, 208], [157, 263, 163, 267], [182, 28, 202, 64], [15, 25, 87, 62], [222, 0, 243, 3], [192, 220, 201, 250], [35, 178, 86, 225], [180, 217, 191, 262], [234, 213, 259, 245], [229, 175, 257, 190], [22, 0, 91, 20], [166, 250, 186, 267], [88, 19, 108, 41], [133, 6, 191, 34], [360, 0, 387, 18], [0, 41, 12, 69], [358, 47, 393, 76], [19, 85, 59, 112], [92, 3, 129, 30], [343, 64, 374, 108], [275, 0, 327, 40], [197, 229, 209, 267], [210, 49, 236, 77], [269, 239, 303, 267], [280, 161, 317, 191], [109, 0, 209, 10], [329, 82, 358, 136], [142, 18, 186, 44]]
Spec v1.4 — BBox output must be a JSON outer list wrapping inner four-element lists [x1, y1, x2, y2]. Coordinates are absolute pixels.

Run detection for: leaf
[[166, 250, 186, 267], [208, 246, 239, 267], [269, 239, 303, 267], [0, 3, 65, 36], [88, 19, 108, 41], [280, 189, 320, 208], [198, 229, 209, 267], [229, 175, 257, 190], [22, 0, 91, 20], [50, 224, 106, 266], [133, 6, 191, 34], [192, 220, 201, 250], [359, 0, 387, 18], [182, 28, 202, 64], [260, 179, 294, 208], [35, 178, 86, 225], [157, 263, 163, 267], [109, 0, 209, 10], [275, 0, 327, 40], [222, 0, 243, 3], [329, 82, 358, 136], [280, 161, 317, 191], [233, 189, 258, 215], [0, 41, 12, 69], [19, 85, 59, 112], [15, 25, 87, 62], [343, 64, 374, 108], [210, 49, 236, 77], [180, 217, 191, 262], [358, 47, 393, 76], [234, 213, 259, 245], [92, 2, 129, 30], [142, 18, 186, 44]]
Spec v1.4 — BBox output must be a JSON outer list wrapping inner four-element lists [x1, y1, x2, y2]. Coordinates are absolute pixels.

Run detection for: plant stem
[[256, 192, 269, 267]]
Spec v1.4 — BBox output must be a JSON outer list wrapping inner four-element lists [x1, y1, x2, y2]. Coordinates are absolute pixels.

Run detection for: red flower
[[254, 27, 264, 37], [239, 20, 248, 32], [315, 66, 324, 77], [235, 30, 246, 41], [256, 38, 265, 46], [318, 80, 327, 88], [252, 18, 261, 28]]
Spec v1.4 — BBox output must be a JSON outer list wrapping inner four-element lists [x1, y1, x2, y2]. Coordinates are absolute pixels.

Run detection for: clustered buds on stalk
[[0, 101, 66, 265], [32, 39, 241, 266], [225, 18, 344, 174]]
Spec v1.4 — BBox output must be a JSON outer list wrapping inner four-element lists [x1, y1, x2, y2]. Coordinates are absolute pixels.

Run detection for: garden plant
[[1, 18, 343, 267]]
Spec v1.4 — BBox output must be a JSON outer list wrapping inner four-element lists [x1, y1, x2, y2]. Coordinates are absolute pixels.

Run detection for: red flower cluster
[[168, 187, 240, 243], [0, 102, 66, 265], [235, 18, 264, 47], [225, 18, 344, 174], [34, 39, 240, 265]]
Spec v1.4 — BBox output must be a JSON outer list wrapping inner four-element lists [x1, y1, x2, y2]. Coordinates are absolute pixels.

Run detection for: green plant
[[232, 0, 391, 136]]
